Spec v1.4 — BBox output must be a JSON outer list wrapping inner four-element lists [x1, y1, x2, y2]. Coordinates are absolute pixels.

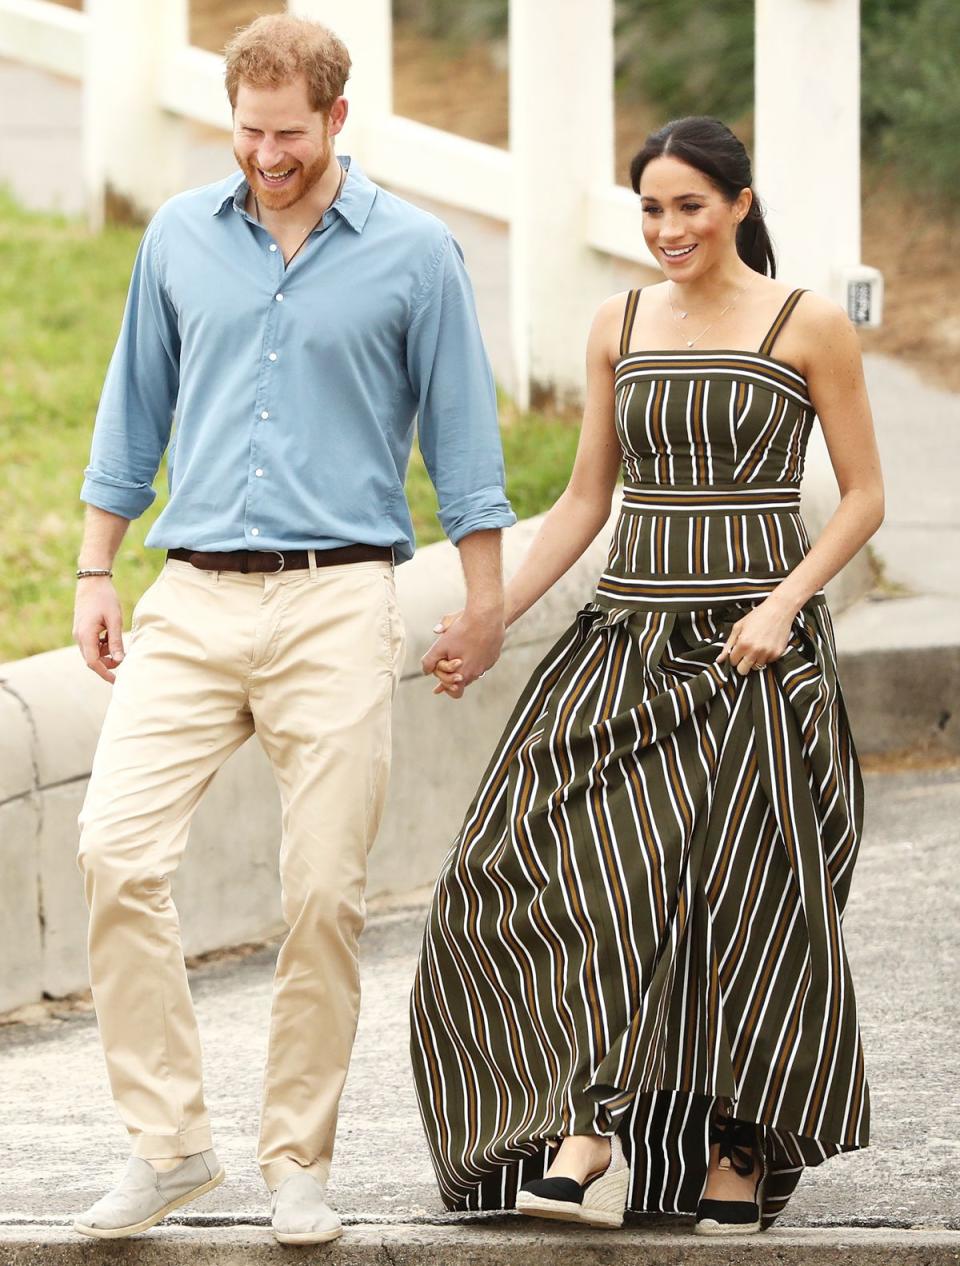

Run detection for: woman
[[411, 116, 882, 1235]]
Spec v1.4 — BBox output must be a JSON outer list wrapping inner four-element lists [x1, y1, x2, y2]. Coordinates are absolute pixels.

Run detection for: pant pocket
[[380, 570, 406, 677], [129, 569, 170, 634]]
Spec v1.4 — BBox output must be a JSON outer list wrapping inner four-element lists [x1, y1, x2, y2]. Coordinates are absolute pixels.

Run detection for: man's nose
[[256, 141, 284, 168]]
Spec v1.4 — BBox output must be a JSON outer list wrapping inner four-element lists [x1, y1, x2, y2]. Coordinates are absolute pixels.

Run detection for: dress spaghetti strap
[[759, 288, 807, 357], [619, 289, 642, 358]]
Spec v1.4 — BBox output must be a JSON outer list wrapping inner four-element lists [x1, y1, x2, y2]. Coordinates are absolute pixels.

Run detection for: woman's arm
[[502, 295, 626, 627], [430, 293, 626, 697], [720, 295, 885, 674], [771, 295, 885, 611]]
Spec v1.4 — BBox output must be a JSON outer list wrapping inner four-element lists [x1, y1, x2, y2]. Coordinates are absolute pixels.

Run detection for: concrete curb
[[835, 594, 960, 755], [1, 1222, 959, 1264]]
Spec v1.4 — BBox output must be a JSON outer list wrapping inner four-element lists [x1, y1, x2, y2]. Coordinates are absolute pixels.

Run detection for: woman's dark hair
[[629, 116, 776, 278]]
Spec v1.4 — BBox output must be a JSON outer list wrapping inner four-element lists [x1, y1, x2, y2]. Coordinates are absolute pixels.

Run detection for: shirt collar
[[211, 155, 377, 234]]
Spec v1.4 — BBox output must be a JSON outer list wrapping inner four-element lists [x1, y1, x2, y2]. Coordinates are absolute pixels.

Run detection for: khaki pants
[[77, 557, 405, 1189]]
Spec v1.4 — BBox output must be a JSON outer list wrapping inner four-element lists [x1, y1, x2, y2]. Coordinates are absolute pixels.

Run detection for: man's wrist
[[76, 552, 116, 578], [464, 596, 505, 622]]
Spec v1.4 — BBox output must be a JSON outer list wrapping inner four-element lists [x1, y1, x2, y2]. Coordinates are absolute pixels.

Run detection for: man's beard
[[236, 135, 331, 212]]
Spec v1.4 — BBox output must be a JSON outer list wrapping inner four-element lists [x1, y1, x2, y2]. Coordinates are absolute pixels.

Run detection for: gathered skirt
[[410, 599, 869, 1229]]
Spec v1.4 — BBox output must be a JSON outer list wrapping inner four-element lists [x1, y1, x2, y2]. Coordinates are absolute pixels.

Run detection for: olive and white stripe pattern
[[410, 289, 869, 1229], [599, 289, 816, 612]]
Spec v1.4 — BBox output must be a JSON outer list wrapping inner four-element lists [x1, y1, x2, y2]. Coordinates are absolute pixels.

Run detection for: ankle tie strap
[[709, 1113, 756, 1177]]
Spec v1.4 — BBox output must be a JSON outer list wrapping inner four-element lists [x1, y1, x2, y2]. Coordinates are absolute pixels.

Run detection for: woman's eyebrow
[[641, 192, 708, 202]]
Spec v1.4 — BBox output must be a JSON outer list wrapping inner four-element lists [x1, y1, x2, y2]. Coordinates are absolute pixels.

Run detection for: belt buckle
[[266, 550, 285, 574]]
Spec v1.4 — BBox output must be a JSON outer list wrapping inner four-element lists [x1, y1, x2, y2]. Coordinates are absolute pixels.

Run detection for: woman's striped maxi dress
[[410, 289, 869, 1230]]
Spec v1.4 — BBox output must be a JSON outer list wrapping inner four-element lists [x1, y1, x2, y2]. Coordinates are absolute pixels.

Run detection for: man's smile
[[257, 166, 296, 187]]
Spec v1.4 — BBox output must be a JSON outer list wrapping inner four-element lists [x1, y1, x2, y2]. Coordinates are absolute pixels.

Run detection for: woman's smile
[[661, 243, 698, 261]]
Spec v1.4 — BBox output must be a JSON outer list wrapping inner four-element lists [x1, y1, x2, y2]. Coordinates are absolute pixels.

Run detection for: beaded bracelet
[[76, 568, 113, 579]]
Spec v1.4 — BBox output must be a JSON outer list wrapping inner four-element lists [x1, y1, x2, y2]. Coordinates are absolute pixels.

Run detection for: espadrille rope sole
[[517, 1163, 630, 1228]]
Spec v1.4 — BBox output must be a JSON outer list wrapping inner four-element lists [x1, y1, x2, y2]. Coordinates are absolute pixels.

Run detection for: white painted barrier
[[755, 0, 861, 303], [0, 0, 870, 405]]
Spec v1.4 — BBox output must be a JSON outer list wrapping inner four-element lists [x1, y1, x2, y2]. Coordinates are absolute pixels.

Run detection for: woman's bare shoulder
[[788, 290, 866, 391], [594, 290, 632, 324], [794, 287, 848, 321], [589, 291, 634, 364], [793, 289, 859, 351], [591, 283, 662, 349]]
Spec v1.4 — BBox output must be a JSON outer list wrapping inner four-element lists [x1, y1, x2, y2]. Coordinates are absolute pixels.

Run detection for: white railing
[[0, 0, 863, 405]]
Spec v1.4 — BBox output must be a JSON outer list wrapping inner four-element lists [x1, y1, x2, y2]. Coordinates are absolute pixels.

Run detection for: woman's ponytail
[[736, 195, 776, 277]]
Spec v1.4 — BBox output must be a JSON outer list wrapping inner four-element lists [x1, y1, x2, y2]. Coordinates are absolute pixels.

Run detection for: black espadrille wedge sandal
[[516, 1135, 630, 1228], [694, 1110, 766, 1236]]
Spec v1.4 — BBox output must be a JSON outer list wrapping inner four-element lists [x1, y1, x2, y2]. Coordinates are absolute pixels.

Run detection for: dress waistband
[[622, 483, 802, 515]]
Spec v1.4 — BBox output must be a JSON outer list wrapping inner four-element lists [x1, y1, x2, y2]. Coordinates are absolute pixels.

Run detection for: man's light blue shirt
[[81, 157, 515, 563]]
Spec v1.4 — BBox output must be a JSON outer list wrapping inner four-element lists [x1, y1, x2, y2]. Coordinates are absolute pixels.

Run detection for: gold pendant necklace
[[669, 283, 746, 348]]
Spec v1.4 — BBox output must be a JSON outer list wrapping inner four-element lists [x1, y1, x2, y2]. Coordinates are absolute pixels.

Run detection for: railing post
[[288, 0, 392, 161], [82, 0, 188, 229], [754, 0, 861, 301], [509, 0, 617, 410]]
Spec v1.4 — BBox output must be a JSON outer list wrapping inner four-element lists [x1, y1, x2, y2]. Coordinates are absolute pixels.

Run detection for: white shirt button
[[255, 469, 264, 477], [268, 352, 278, 361], [275, 292, 284, 301], [260, 410, 270, 420], [251, 527, 260, 537], [269, 243, 278, 252]]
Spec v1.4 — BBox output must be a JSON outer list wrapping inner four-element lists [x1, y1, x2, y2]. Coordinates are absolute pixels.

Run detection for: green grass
[[0, 192, 580, 661]]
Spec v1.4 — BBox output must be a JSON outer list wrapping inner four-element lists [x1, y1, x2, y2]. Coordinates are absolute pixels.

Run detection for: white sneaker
[[73, 1150, 224, 1239], [271, 1172, 343, 1244]]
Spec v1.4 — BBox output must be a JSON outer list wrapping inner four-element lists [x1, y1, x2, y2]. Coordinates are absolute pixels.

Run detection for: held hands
[[424, 593, 800, 691], [73, 577, 125, 684], [716, 593, 799, 675], [421, 607, 505, 699]]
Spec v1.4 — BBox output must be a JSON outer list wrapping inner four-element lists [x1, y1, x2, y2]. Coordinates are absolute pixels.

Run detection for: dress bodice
[[595, 289, 821, 612]]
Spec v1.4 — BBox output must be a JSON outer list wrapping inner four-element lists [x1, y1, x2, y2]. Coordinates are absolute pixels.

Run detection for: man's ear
[[328, 96, 349, 138]]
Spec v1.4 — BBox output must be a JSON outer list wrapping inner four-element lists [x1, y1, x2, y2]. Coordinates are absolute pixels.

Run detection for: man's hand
[[421, 607, 504, 699], [73, 577, 125, 684]]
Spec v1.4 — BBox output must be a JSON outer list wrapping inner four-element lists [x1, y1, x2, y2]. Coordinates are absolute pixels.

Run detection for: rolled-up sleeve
[[406, 232, 516, 544], [80, 217, 180, 519]]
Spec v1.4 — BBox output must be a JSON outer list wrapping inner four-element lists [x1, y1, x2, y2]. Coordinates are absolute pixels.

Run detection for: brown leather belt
[[167, 545, 393, 573]]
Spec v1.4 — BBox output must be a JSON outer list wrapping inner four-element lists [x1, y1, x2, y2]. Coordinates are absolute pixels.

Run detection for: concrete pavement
[[1, 766, 958, 1260]]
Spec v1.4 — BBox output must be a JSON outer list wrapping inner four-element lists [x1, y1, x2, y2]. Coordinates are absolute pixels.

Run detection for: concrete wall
[[0, 480, 870, 1015], [0, 515, 608, 1013]]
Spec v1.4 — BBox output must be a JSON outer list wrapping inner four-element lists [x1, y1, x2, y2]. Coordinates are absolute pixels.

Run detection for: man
[[71, 13, 513, 1245]]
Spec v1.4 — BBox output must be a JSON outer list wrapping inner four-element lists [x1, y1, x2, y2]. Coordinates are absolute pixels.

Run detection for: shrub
[[861, 0, 960, 209]]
